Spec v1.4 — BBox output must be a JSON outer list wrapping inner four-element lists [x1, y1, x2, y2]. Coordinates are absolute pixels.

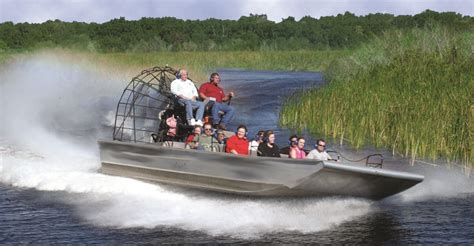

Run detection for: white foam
[[0, 51, 372, 238], [396, 163, 474, 202], [1, 143, 371, 238]]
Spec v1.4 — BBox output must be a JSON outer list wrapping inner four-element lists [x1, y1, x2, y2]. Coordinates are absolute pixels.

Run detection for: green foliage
[[0, 10, 472, 52], [0, 39, 8, 52], [281, 26, 474, 167]]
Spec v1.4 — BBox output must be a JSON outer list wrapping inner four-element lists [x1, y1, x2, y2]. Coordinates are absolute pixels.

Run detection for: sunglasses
[[204, 128, 212, 131]]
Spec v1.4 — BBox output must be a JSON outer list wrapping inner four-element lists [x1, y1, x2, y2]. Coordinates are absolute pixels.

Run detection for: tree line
[[0, 10, 472, 52]]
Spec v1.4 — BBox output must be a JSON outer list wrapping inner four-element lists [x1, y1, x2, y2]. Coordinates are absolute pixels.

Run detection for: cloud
[[0, 0, 472, 23]]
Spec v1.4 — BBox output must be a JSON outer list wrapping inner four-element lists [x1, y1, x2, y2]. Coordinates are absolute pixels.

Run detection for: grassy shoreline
[[90, 50, 349, 81], [280, 27, 473, 168], [0, 49, 348, 82], [2, 35, 471, 168]]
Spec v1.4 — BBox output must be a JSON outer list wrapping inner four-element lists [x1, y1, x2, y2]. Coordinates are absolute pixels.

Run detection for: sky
[[0, 0, 472, 23]]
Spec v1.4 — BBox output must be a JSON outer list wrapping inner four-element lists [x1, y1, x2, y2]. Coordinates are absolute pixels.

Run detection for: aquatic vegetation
[[281, 27, 474, 167]]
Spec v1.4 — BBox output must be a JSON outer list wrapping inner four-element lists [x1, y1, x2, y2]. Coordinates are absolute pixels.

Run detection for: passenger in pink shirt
[[289, 137, 306, 159]]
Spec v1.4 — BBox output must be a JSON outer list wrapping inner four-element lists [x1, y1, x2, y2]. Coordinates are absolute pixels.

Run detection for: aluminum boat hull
[[98, 140, 424, 200]]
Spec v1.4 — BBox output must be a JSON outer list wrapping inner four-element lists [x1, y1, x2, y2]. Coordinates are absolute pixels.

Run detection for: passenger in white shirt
[[306, 139, 335, 161], [170, 69, 205, 126], [248, 130, 265, 156]]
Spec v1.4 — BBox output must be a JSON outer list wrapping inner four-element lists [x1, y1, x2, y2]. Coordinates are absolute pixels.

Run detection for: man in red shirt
[[199, 72, 235, 130], [226, 125, 249, 156]]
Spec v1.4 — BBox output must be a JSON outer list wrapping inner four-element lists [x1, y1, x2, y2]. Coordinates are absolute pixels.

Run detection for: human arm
[[257, 143, 264, 156], [228, 142, 239, 155], [184, 84, 198, 101], [326, 152, 338, 161], [273, 145, 281, 158], [199, 84, 209, 100], [190, 81, 199, 100], [227, 137, 247, 155], [289, 148, 297, 159], [222, 91, 234, 102], [306, 150, 314, 159], [187, 134, 200, 149], [171, 80, 196, 100], [226, 136, 237, 154], [199, 91, 208, 100]]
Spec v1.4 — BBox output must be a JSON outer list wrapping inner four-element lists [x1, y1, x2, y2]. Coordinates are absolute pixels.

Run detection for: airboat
[[98, 66, 424, 200]]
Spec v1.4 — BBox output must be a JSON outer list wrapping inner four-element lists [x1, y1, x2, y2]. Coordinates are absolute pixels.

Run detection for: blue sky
[[1, 0, 472, 23]]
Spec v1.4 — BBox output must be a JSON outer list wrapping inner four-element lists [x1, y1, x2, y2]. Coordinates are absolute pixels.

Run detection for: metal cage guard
[[112, 66, 181, 143]]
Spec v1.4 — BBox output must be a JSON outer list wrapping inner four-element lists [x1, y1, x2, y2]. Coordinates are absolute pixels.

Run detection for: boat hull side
[[98, 140, 424, 199]]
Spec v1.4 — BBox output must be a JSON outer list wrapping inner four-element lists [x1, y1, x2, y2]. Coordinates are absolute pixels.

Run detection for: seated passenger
[[197, 123, 215, 151], [280, 135, 298, 155], [257, 130, 281, 158], [226, 125, 249, 156], [249, 130, 265, 155], [185, 126, 201, 149], [306, 139, 335, 161], [199, 72, 235, 130], [212, 130, 226, 152], [289, 137, 306, 159], [171, 69, 205, 126]]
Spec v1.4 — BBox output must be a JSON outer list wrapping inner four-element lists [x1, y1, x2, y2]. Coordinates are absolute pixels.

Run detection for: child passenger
[[212, 130, 226, 152], [185, 125, 201, 149]]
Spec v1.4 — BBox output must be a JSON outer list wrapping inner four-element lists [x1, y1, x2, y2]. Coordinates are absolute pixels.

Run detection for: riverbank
[[0, 49, 349, 82], [280, 27, 473, 168]]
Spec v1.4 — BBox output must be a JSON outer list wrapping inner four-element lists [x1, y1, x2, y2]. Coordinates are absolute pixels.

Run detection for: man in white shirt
[[170, 69, 205, 126], [306, 139, 335, 161]]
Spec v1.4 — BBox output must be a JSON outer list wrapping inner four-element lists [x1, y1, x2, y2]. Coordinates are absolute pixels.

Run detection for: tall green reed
[[93, 50, 350, 82], [281, 26, 474, 167]]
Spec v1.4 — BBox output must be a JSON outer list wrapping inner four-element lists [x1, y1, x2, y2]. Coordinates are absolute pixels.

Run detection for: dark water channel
[[1, 66, 473, 244]]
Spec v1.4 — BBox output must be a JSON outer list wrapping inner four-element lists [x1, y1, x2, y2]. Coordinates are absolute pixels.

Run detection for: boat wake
[[394, 164, 474, 202], [0, 52, 372, 238], [0, 51, 471, 238]]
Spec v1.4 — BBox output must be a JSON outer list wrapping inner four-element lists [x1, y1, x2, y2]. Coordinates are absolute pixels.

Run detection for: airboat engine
[[112, 66, 189, 143]]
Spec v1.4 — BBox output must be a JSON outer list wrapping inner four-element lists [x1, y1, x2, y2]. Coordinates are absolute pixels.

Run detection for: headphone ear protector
[[176, 69, 182, 79], [210, 72, 219, 83]]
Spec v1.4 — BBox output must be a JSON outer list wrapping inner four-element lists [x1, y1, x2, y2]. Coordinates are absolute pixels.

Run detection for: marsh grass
[[281, 27, 474, 168], [91, 50, 350, 82], [1, 49, 349, 85]]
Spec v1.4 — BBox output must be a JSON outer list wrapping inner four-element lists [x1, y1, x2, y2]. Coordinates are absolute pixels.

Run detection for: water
[[1, 52, 473, 244]]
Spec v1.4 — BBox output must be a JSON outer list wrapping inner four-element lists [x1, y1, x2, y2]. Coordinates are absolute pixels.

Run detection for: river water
[[1, 53, 473, 244]]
